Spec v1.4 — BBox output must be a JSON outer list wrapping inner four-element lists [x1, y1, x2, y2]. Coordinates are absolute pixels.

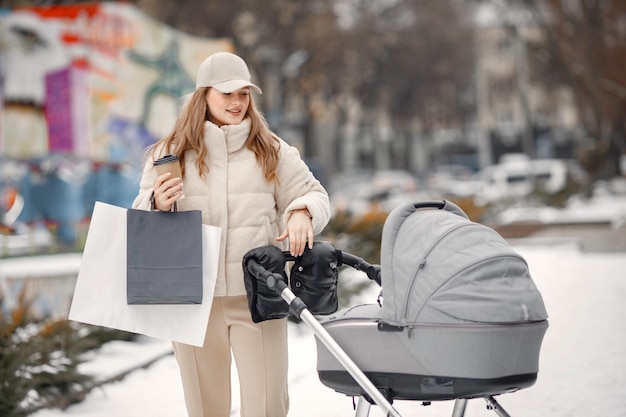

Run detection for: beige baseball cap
[[195, 52, 262, 94]]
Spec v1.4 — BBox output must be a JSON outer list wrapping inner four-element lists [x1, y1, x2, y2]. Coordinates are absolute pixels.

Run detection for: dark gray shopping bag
[[126, 208, 203, 304]]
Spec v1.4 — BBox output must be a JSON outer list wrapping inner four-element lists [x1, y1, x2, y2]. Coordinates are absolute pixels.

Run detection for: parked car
[[473, 154, 577, 204], [329, 169, 420, 215], [425, 165, 481, 198]]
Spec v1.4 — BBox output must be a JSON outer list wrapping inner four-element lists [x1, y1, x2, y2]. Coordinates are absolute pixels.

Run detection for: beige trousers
[[172, 295, 289, 417]]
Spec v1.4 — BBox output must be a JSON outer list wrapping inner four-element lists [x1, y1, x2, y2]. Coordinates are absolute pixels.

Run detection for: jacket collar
[[204, 118, 251, 153]]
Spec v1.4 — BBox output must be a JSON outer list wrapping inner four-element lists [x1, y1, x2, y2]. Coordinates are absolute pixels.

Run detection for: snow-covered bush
[[0, 291, 134, 416]]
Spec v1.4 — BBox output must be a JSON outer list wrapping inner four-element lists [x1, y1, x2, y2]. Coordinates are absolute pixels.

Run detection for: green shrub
[[0, 291, 135, 416]]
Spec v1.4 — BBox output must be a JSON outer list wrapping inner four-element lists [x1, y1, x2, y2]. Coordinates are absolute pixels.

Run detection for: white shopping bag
[[69, 201, 221, 347]]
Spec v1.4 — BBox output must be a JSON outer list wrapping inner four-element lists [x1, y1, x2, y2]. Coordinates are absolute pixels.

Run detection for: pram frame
[[245, 257, 520, 417], [247, 259, 401, 417], [354, 396, 512, 417]]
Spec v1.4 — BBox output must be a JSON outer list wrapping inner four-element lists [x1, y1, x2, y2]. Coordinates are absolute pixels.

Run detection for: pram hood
[[380, 201, 548, 327]]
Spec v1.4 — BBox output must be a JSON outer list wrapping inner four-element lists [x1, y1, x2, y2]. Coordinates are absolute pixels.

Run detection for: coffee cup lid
[[153, 154, 179, 165]]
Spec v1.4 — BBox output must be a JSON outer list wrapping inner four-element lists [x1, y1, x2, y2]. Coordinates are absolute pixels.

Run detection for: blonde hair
[[149, 87, 280, 183]]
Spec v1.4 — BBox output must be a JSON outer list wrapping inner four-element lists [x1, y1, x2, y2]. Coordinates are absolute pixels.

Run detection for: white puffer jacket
[[132, 119, 331, 296]]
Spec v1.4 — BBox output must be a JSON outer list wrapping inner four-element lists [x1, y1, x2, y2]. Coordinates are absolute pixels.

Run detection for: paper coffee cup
[[154, 154, 182, 179], [154, 154, 184, 200]]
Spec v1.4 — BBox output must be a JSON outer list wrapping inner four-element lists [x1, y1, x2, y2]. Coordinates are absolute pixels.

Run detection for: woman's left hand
[[276, 209, 313, 257]]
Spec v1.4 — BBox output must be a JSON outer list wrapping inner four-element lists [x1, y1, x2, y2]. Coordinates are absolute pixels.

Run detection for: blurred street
[[1, 1, 626, 416]]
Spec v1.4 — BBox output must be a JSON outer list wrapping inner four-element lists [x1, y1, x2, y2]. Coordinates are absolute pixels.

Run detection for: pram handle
[[283, 249, 381, 286], [338, 251, 382, 286], [246, 259, 287, 291], [412, 199, 469, 220]]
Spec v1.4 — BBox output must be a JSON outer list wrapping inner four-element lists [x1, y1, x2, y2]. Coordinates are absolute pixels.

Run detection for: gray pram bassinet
[[315, 201, 548, 412], [243, 200, 548, 416]]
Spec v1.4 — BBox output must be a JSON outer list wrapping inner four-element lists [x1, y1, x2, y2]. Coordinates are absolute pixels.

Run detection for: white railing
[[0, 253, 82, 319]]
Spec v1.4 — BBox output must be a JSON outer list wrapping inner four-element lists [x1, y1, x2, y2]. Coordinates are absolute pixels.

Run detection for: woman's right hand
[[153, 172, 184, 211]]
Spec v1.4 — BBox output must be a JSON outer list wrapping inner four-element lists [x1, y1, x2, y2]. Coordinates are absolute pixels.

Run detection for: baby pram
[[243, 200, 548, 417]]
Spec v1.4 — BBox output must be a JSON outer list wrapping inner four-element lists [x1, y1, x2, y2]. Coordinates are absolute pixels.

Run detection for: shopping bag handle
[[149, 191, 178, 212]]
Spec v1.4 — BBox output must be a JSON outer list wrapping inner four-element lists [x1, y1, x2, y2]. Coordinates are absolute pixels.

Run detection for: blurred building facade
[[0, 3, 230, 247]]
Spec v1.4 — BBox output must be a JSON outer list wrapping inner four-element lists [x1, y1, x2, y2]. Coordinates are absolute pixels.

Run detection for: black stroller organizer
[[243, 200, 548, 417]]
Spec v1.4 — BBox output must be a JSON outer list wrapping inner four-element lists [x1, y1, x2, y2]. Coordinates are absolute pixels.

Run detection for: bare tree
[[134, 0, 474, 169], [518, 0, 626, 178], [1, 0, 478, 174]]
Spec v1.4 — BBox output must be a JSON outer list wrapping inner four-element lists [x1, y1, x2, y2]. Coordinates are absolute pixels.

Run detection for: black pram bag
[[242, 241, 340, 322], [242, 245, 290, 323], [289, 241, 339, 316]]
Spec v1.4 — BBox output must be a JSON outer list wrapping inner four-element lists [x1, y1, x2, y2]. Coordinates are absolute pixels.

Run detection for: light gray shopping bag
[[69, 202, 220, 347]]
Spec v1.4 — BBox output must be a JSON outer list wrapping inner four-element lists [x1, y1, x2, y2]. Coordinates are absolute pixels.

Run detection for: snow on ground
[[31, 243, 626, 417]]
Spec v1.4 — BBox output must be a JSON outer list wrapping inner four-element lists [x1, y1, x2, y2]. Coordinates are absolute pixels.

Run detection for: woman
[[132, 51, 330, 417]]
